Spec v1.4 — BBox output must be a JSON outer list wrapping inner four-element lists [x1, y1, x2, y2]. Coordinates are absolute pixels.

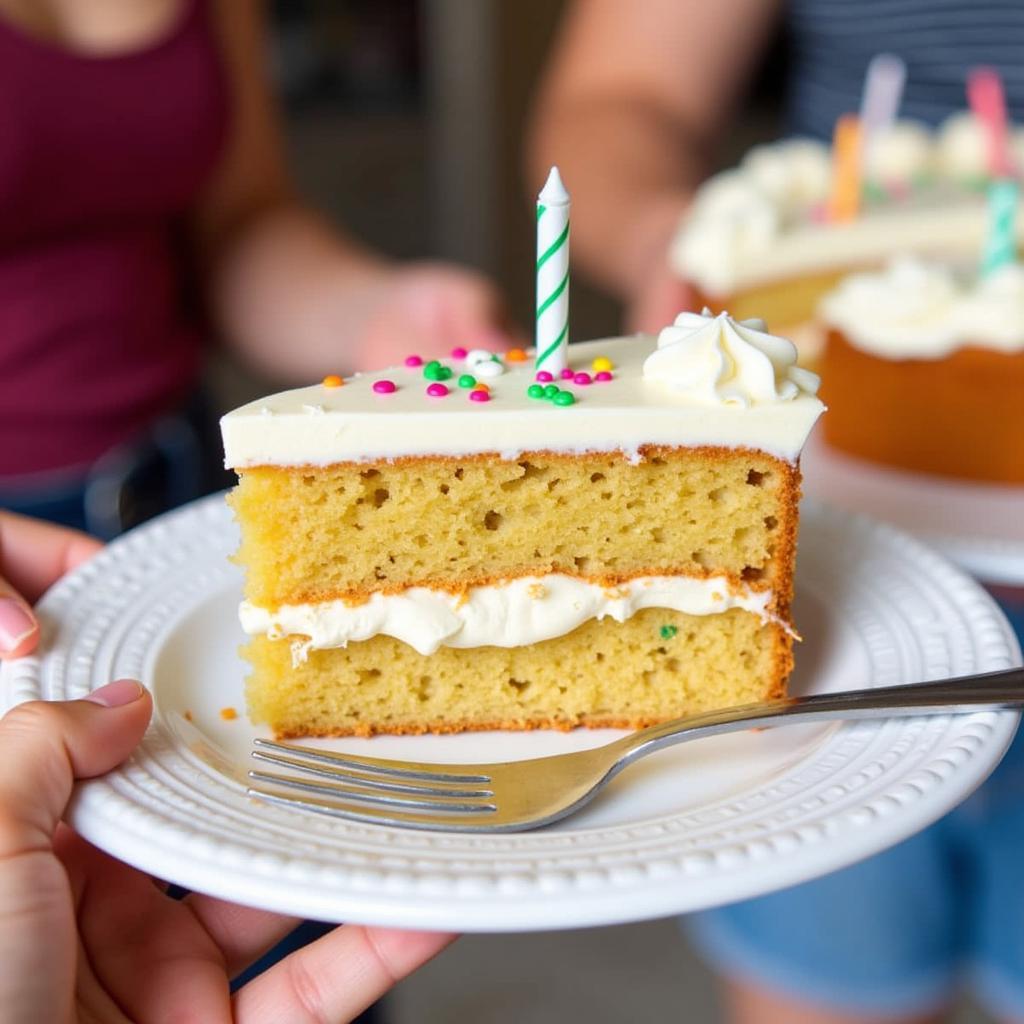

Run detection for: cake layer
[[821, 330, 1024, 484], [230, 447, 800, 608], [245, 607, 792, 737], [241, 572, 783, 656]]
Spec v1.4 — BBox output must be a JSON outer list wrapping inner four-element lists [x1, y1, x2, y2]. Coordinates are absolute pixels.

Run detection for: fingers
[[626, 268, 694, 335], [0, 511, 102, 659], [234, 925, 455, 1023], [0, 682, 152, 859], [183, 894, 300, 976]]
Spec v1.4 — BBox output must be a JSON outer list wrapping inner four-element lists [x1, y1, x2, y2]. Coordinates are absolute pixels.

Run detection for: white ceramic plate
[[1, 496, 1020, 933], [801, 430, 1024, 585]]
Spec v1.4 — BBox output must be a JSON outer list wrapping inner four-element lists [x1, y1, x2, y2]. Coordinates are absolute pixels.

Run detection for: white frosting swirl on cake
[[240, 573, 782, 658], [643, 310, 820, 406], [820, 258, 1024, 358], [672, 114, 1024, 295]]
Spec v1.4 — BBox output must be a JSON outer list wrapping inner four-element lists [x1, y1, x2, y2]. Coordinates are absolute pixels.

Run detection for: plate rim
[[2, 494, 1021, 932]]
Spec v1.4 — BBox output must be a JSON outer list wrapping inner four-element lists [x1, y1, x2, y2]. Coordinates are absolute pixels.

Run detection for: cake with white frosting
[[222, 310, 824, 737], [819, 258, 1024, 484], [672, 114, 1024, 361]]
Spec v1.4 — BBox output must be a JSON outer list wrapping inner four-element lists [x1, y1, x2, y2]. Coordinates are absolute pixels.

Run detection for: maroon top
[[0, 0, 228, 476]]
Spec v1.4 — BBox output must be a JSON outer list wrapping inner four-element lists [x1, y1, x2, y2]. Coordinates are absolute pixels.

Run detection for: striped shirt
[[784, 0, 1024, 139]]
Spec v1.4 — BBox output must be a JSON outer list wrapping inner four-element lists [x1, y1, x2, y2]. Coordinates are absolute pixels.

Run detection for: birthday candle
[[535, 167, 570, 375], [828, 115, 863, 222], [968, 67, 1013, 178], [859, 54, 906, 176], [981, 178, 1019, 276]]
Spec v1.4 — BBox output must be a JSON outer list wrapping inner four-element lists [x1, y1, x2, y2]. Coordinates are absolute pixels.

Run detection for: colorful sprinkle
[[592, 356, 614, 372], [466, 348, 495, 367], [659, 624, 678, 639], [322, 374, 344, 387], [424, 362, 453, 382], [404, 355, 423, 367], [475, 359, 504, 379], [543, 384, 560, 398], [458, 374, 477, 389], [527, 384, 545, 399], [506, 348, 528, 362], [426, 383, 449, 397], [536, 370, 554, 383], [372, 379, 397, 394], [219, 706, 238, 721], [553, 391, 576, 406], [595, 371, 613, 382], [472, 381, 490, 392], [469, 389, 490, 402], [573, 372, 592, 386], [560, 367, 575, 380], [450, 346, 468, 359]]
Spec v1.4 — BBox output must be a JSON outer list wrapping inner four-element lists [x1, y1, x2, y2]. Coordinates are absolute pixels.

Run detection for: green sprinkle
[[527, 383, 545, 399], [425, 363, 452, 382], [458, 374, 477, 389], [659, 624, 678, 639], [436, 366, 452, 381], [553, 391, 575, 406], [423, 360, 440, 376], [543, 384, 560, 399]]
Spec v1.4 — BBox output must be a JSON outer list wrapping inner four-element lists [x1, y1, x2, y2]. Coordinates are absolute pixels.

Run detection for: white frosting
[[643, 310, 820, 406], [820, 258, 1024, 358], [240, 573, 782, 657], [221, 334, 825, 468], [673, 114, 1024, 295]]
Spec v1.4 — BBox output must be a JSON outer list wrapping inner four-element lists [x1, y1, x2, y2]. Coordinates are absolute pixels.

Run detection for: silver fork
[[247, 667, 1024, 833]]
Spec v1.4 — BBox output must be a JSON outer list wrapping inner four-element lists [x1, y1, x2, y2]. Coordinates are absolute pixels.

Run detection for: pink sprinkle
[[373, 379, 397, 394], [560, 368, 574, 380], [426, 382, 449, 397], [573, 372, 593, 386], [450, 346, 468, 360], [404, 355, 423, 367], [535, 370, 553, 382], [595, 371, 613, 382], [469, 389, 490, 402]]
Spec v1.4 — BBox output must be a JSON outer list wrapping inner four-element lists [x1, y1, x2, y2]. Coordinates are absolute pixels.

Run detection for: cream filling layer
[[240, 573, 783, 658]]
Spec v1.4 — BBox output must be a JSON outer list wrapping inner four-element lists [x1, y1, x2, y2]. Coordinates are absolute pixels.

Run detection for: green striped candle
[[536, 166, 570, 374], [981, 177, 1019, 277]]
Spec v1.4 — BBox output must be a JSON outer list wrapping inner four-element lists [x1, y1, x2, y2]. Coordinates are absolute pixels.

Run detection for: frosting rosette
[[643, 309, 821, 406]]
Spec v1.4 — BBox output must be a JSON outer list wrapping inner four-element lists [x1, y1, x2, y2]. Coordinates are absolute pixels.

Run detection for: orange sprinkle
[[322, 374, 344, 388], [219, 706, 238, 721], [183, 710, 193, 723], [471, 382, 491, 393], [505, 348, 528, 362]]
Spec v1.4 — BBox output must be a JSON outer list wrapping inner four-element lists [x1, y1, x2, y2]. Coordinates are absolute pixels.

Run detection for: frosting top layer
[[672, 114, 1024, 295], [221, 326, 825, 468], [821, 258, 1024, 359]]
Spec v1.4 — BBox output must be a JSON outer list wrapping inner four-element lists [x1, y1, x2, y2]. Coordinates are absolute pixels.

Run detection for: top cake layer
[[222, 314, 824, 468], [671, 114, 1024, 295]]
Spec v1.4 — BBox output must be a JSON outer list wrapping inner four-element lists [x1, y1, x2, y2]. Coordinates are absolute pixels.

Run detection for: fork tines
[[247, 738, 499, 828]]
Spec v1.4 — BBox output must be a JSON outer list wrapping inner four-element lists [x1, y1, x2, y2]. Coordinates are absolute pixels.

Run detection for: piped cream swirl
[[643, 310, 820, 406]]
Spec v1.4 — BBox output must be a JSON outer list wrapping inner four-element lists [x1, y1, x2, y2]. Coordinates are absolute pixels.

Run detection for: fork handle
[[615, 666, 1024, 765]]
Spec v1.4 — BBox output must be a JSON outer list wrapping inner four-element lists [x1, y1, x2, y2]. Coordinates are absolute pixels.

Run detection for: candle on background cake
[[827, 114, 863, 222], [858, 54, 906, 174], [968, 67, 1014, 178], [535, 166, 570, 375]]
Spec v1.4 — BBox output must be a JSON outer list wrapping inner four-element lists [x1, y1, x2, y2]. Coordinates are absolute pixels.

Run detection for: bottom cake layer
[[245, 607, 793, 737]]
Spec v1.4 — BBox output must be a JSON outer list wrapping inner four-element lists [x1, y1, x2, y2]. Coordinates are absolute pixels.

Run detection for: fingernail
[[84, 679, 146, 708], [0, 597, 36, 652]]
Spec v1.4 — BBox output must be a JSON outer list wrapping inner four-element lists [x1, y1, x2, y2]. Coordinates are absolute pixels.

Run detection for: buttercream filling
[[240, 573, 785, 659]]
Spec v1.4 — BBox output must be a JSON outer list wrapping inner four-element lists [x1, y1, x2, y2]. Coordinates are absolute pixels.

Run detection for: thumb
[[0, 682, 152, 859], [0, 575, 38, 659]]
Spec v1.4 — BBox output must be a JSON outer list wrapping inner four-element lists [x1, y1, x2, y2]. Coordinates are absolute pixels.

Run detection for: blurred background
[[248, 4, 993, 1022]]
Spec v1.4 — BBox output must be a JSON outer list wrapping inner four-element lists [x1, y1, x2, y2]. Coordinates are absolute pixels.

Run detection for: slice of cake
[[819, 258, 1024, 484], [671, 115, 1024, 363], [221, 310, 824, 737]]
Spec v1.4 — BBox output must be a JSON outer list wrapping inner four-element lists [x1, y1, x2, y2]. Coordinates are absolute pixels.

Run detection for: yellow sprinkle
[[322, 374, 344, 388], [219, 706, 238, 721], [526, 583, 548, 600], [592, 356, 614, 372]]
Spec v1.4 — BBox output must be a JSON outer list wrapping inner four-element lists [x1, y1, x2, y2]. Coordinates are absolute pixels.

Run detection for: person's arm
[[194, 1, 512, 380], [528, 0, 780, 329]]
